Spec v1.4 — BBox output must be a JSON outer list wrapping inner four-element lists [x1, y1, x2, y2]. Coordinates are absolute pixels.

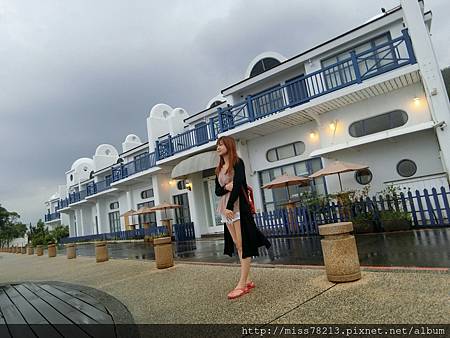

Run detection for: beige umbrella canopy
[[132, 207, 156, 215], [120, 209, 136, 217], [261, 174, 310, 202], [148, 202, 182, 219], [309, 160, 369, 191]]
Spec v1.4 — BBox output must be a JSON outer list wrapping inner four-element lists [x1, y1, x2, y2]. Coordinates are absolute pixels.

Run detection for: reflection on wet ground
[[56, 228, 450, 268]]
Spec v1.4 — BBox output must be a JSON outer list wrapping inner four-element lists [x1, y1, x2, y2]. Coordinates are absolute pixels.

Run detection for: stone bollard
[[48, 244, 57, 258], [66, 243, 76, 259], [154, 236, 174, 269], [95, 241, 108, 263], [15, 246, 20, 254], [36, 245, 44, 256], [27, 246, 34, 255], [319, 222, 361, 282], [21, 246, 26, 254]]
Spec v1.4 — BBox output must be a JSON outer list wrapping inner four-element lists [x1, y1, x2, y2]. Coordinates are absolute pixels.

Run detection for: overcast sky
[[1, 0, 449, 226]]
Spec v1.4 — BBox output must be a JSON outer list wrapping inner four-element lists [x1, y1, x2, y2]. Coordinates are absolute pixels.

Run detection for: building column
[[401, 0, 450, 177], [152, 173, 171, 224], [95, 202, 102, 234]]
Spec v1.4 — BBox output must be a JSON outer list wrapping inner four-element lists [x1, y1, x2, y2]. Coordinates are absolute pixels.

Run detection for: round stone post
[[36, 245, 44, 256], [319, 222, 361, 282], [27, 246, 34, 255], [95, 241, 109, 263], [154, 237, 174, 269], [21, 246, 26, 254], [66, 243, 76, 259], [48, 244, 57, 257]]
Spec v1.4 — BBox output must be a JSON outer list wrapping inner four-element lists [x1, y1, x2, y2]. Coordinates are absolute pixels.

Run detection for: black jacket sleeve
[[215, 175, 228, 197], [226, 158, 246, 210]]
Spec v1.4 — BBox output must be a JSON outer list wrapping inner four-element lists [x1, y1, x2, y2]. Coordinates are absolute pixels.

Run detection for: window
[[209, 100, 224, 109], [286, 74, 309, 106], [137, 201, 156, 229], [70, 174, 73, 182], [321, 33, 394, 89], [250, 57, 281, 77], [355, 168, 373, 185], [173, 193, 191, 224], [177, 180, 187, 190], [110, 201, 119, 210], [141, 189, 154, 199], [349, 110, 408, 137], [89, 171, 94, 179], [108, 211, 121, 233], [259, 158, 326, 211], [134, 152, 149, 172], [266, 141, 305, 162], [397, 159, 417, 177], [251, 85, 285, 118]]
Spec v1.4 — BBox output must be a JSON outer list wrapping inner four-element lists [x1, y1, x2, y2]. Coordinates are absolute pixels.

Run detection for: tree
[[51, 225, 69, 243], [29, 219, 55, 247], [0, 205, 27, 247]]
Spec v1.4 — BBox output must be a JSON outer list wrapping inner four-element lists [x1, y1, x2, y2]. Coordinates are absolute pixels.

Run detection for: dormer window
[[249, 58, 281, 77]]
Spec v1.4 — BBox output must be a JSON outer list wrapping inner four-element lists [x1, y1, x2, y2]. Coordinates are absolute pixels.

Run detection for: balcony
[[68, 190, 87, 205], [155, 29, 416, 161], [44, 212, 60, 223], [86, 177, 113, 196], [111, 152, 156, 183]]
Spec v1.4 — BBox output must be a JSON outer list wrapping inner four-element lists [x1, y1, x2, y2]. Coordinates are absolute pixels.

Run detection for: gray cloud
[[0, 0, 448, 224]]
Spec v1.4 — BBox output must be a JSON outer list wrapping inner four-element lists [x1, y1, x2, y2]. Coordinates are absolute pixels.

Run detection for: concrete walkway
[[0, 253, 448, 324]]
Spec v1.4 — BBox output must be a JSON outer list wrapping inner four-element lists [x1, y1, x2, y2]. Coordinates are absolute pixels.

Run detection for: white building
[[44, 0, 450, 239]]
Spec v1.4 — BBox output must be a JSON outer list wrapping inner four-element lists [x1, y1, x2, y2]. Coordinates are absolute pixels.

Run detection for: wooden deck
[[0, 283, 117, 337]]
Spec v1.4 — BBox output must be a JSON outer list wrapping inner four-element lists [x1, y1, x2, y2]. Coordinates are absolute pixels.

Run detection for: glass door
[[203, 177, 224, 234]]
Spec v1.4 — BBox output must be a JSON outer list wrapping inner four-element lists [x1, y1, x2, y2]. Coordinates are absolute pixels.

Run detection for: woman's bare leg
[[232, 220, 251, 288]]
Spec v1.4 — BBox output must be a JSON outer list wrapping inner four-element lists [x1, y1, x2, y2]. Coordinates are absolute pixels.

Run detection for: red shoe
[[246, 281, 256, 289], [227, 287, 250, 300]]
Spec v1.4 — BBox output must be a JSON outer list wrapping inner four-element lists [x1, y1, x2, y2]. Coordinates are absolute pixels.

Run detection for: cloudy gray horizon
[[1, 0, 449, 226]]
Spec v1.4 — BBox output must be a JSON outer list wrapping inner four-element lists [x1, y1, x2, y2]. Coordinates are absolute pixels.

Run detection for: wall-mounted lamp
[[413, 96, 421, 105], [185, 180, 192, 191], [169, 179, 176, 186], [329, 120, 337, 132], [309, 131, 316, 139]]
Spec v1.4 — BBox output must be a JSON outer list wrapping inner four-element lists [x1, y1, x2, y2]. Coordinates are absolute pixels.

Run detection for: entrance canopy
[[171, 151, 219, 179]]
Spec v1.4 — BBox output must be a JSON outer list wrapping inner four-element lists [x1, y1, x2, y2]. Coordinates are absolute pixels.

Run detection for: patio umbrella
[[132, 207, 156, 215], [121, 209, 137, 230], [148, 201, 182, 219], [261, 174, 310, 202], [309, 160, 369, 191]]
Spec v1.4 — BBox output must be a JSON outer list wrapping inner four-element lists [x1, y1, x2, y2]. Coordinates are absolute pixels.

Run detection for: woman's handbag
[[242, 185, 256, 214]]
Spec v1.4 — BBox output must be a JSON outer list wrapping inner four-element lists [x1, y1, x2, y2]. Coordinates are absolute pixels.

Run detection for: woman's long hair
[[215, 136, 239, 175]]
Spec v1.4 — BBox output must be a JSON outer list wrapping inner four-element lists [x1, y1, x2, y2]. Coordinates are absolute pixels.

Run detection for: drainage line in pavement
[[243, 283, 337, 336]]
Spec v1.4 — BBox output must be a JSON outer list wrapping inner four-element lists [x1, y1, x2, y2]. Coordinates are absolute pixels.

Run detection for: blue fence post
[[167, 135, 174, 156], [217, 107, 224, 133], [246, 95, 255, 122], [350, 51, 362, 83], [402, 28, 417, 64]]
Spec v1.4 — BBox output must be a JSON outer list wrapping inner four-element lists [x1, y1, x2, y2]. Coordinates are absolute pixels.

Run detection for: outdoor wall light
[[185, 181, 192, 191], [413, 96, 421, 104], [329, 120, 337, 131], [309, 131, 316, 139], [169, 179, 175, 186]]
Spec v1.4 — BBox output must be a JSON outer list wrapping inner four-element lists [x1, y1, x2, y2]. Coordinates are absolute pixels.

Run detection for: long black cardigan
[[215, 157, 272, 258]]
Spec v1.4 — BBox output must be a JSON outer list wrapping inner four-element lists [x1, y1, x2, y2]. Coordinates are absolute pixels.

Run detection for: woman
[[215, 135, 272, 299]]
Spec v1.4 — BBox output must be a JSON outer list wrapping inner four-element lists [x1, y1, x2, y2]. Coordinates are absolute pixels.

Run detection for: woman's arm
[[215, 175, 228, 196], [226, 158, 245, 210]]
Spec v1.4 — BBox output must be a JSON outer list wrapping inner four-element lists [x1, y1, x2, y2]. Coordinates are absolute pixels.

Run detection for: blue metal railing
[[111, 152, 156, 182], [154, 29, 416, 160], [86, 178, 113, 196], [60, 225, 168, 244], [44, 212, 61, 222]]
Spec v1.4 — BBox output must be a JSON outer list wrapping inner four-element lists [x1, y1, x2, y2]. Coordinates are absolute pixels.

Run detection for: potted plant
[[379, 209, 411, 232], [350, 212, 375, 234]]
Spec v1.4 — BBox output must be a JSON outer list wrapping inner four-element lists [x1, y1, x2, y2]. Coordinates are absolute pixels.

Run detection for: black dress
[[215, 157, 272, 258]]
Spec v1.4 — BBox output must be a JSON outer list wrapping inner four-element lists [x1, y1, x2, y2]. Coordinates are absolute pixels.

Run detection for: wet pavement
[[55, 228, 450, 268]]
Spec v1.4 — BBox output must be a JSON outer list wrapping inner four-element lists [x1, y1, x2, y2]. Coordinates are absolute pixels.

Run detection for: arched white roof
[[124, 134, 141, 144], [95, 144, 119, 157], [70, 157, 94, 170], [149, 103, 174, 119], [206, 94, 226, 109], [172, 107, 189, 118], [244, 51, 287, 78]]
